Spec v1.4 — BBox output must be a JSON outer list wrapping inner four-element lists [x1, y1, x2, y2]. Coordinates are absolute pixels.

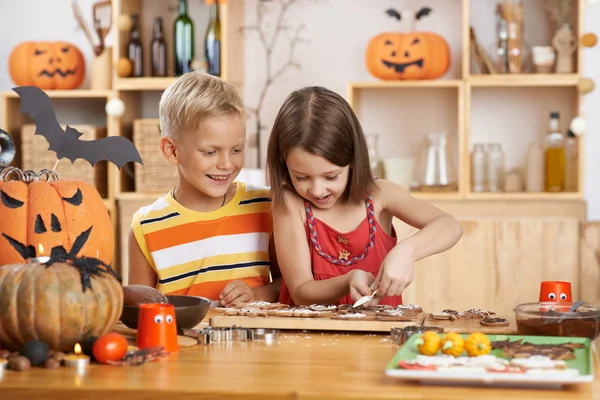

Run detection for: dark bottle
[[128, 14, 143, 77], [151, 17, 167, 77], [205, 1, 221, 77], [174, 0, 194, 76]]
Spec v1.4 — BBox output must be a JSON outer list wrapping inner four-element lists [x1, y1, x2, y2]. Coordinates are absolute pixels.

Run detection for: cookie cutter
[[390, 325, 444, 345], [182, 326, 279, 345]]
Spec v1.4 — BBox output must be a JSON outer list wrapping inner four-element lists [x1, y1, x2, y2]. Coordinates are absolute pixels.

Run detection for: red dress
[[279, 194, 402, 306]]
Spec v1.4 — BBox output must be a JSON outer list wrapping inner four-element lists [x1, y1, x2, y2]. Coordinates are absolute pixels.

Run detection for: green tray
[[385, 334, 594, 386]]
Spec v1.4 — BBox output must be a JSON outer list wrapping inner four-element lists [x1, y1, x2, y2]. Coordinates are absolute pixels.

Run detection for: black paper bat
[[385, 8, 401, 20], [12, 86, 143, 169]]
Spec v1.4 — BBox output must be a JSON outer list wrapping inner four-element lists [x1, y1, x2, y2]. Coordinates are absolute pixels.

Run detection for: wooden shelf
[[117, 192, 164, 201], [115, 77, 177, 91], [465, 192, 582, 200], [411, 191, 463, 201], [467, 74, 581, 87], [349, 80, 463, 89], [3, 90, 112, 98]]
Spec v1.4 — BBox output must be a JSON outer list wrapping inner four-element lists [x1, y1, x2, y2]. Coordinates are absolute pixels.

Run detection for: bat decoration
[[416, 7, 433, 20], [12, 86, 143, 169], [385, 8, 401, 21]]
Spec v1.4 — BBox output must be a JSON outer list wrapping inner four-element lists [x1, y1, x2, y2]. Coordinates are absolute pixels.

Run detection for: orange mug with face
[[539, 281, 572, 303], [136, 303, 179, 353]]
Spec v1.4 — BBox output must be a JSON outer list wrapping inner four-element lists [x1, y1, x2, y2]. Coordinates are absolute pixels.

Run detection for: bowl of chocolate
[[120, 285, 211, 331], [514, 302, 600, 340]]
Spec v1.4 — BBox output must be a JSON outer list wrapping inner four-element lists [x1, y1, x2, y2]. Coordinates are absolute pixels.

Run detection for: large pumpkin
[[365, 7, 450, 80], [0, 259, 123, 352], [9, 41, 86, 90], [0, 168, 114, 266]]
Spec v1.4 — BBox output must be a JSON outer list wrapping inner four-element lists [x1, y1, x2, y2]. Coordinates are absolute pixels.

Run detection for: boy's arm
[[127, 226, 158, 287]]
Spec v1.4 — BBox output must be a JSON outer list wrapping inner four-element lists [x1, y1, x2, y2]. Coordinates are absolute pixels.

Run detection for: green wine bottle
[[205, 1, 221, 77], [174, 0, 194, 76]]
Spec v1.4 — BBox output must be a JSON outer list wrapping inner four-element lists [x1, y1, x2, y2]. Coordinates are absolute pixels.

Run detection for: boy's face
[[285, 147, 350, 210], [173, 114, 246, 199]]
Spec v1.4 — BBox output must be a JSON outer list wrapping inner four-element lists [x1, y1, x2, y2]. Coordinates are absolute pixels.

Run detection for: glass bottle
[[365, 134, 381, 177], [420, 132, 457, 192], [486, 143, 505, 192], [128, 14, 143, 77], [525, 142, 544, 192], [174, 0, 194, 76], [151, 17, 167, 77], [544, 111, 565, 192], [471, 143, 486, 192], [205, 1, 222, 77], [564, 129, 578, 192]]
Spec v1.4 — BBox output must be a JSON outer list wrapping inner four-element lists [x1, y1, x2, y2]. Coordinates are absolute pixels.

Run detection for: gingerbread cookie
[[480, 317, 509, 327], [309, 304, 337, 312]]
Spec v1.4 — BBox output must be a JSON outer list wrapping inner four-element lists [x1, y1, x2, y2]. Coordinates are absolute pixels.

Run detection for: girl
[[266, 86, 463, 306]]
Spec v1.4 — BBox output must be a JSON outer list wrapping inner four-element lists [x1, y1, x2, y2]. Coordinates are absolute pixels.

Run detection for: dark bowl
[[120, 295, 211, 331], [514, 302, 600, 340]]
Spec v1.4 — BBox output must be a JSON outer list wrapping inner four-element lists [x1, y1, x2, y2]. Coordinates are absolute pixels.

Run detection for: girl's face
[[285, 147, 350, 209]]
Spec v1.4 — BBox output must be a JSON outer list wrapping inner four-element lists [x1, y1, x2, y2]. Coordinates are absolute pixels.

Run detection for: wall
[[0, 0, 599, 217]]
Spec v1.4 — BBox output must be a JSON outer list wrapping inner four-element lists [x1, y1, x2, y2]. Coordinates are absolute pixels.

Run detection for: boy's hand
[[219, 280, 254, 307]]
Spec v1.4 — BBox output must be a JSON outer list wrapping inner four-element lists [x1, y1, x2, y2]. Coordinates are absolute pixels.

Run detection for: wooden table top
[[0, 319, 599, 399]]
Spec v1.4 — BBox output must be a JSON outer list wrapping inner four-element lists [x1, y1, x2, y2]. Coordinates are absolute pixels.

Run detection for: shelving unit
[[348, 0, 588, 208], [0, 0, 592, 284]]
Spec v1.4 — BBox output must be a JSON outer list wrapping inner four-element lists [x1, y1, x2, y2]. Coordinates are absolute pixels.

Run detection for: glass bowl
[[514, 302, 600, 340]]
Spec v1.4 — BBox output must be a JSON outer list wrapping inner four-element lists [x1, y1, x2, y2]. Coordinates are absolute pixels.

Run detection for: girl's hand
[[349, 270, 376, 302], [219, 280, 254, 307], [371, 245, 416, 304]]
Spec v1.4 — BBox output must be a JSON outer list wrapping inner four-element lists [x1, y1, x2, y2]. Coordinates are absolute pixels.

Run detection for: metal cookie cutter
[[252, 328, 280, 345], [390, 325, 444, 345]]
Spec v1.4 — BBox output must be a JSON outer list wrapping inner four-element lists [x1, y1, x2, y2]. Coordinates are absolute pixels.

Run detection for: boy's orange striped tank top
[[131, 182, 272, 300]]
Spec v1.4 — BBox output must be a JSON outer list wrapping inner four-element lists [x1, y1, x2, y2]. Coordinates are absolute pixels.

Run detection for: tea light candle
[[63, 344, 90, 369], [0, 358, 7, 369], [27, 243, 50, 264]]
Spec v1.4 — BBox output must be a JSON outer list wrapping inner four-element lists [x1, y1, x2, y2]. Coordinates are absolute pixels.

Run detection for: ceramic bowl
[[120, 295, 211, 332]]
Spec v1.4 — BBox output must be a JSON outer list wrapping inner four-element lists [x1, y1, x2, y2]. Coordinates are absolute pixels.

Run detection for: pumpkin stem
[[442, 340, 454, 351], [478, 343, 486, 349], [46, 255, 122, 292]]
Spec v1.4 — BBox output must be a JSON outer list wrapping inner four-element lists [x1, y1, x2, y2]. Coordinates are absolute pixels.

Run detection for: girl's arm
[[272, 191, 359, 305], [372, 179, 464, 298]]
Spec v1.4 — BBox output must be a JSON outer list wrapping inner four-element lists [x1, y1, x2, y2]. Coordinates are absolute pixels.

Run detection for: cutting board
[[421, 314, 518, 335], [209, 313, 425, 333]]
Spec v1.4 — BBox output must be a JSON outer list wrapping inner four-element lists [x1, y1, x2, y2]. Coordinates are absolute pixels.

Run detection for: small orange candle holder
[[539, 281, 572, 303], [136, 304, 179, 353]]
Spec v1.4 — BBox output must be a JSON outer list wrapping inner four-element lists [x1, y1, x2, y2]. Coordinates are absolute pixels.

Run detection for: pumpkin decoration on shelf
[[9, 41, 85, 90], [365, 7, 451, 80], [0, 167, 114, 266]]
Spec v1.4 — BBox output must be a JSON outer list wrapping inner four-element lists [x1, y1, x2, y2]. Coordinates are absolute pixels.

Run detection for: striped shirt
[[131, 182, 272, 300]]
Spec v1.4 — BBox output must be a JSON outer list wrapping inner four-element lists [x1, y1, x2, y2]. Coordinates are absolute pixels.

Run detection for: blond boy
[[128, 71, 280, 306]]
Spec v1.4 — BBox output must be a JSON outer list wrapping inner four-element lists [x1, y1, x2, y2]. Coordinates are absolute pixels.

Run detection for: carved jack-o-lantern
[[9, 42, 86, 90], [365, 7, 451, 80], [0, 168, 114, 266]]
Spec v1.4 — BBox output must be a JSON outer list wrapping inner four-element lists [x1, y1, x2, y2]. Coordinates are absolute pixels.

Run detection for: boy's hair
[[159, 71, 245, 138], [266, 86, 376, 208]]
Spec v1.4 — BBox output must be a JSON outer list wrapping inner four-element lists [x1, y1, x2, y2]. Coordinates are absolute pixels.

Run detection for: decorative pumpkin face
[[0, 168, 114, 266], [366, 32, 450, 80], [9, 41, 85, 90]]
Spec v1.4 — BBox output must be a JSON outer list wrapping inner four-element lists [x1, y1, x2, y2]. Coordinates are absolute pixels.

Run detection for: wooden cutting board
[[209, 313, 425, 333], [421, 313, 518, 335]]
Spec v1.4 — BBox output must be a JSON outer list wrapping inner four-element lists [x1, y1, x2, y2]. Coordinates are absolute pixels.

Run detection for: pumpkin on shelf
[[9, 41, 85, 90], [0, 167, 114, 266], [365, 7, 451, 80]]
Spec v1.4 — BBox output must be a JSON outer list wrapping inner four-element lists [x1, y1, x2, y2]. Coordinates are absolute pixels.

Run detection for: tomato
[[92, 333, 129, 364]]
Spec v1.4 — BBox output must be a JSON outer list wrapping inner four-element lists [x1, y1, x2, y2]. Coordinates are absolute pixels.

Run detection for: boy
[[128, 71, 280, 307]]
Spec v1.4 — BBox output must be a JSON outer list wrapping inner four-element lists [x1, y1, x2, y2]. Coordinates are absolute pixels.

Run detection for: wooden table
[[0, 320, 599, 399]]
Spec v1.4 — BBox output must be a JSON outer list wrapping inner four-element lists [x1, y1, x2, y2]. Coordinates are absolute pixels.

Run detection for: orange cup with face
[[539, 281, 572, 311], [136, 304, 179, 353]]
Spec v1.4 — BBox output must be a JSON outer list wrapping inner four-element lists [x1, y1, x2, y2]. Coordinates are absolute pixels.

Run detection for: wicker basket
[[133, 119, 178, 193], [21, 124, 108, 197]]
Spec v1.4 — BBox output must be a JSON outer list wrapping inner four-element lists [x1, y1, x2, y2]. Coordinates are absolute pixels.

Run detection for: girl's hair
[[266, 86, 376, 208]]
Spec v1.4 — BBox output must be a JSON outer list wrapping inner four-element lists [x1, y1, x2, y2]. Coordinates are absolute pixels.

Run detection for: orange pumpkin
[[365, 7, 450, 80], [9, 42, 85, 90], [0, 167, 114, 266], [0, 258, 123, 352]]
